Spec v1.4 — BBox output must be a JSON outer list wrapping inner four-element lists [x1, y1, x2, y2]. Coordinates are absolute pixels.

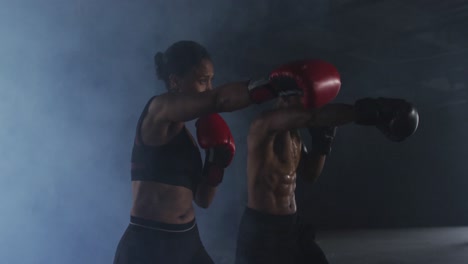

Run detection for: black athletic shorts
[[235, 207, 328, 264], [113, 216, 213, 264]]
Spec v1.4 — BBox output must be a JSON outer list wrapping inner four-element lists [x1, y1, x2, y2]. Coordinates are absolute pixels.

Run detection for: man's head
[[276, 95, 304, 109], [155, 41, 214, 93]]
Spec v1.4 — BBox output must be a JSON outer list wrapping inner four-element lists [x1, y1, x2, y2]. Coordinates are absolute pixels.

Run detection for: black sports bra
[[130, 97, 203, 191]]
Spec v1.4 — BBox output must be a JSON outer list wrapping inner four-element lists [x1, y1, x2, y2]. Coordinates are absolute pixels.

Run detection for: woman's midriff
[[130, 181, 195, 224]]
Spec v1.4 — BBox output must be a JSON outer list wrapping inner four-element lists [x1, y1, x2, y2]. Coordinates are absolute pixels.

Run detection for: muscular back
[[247, 128, 303, 215]]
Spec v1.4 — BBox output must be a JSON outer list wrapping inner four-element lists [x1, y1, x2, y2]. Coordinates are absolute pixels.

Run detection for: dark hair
[[154, 40, 211, 85]]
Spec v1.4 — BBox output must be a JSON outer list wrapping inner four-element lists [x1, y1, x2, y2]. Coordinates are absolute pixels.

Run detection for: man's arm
[[297, 145, 326, 182], [250, 104, 355, 137], [298, 126, 337, 182]]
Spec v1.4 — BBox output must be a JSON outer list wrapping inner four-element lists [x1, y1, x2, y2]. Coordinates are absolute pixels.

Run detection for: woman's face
[[170, 59, 214, 93]]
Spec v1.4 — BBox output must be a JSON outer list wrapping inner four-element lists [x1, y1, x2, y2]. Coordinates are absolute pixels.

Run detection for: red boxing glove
[[196, 114, 236, 186], [270, 60, 341, 109]]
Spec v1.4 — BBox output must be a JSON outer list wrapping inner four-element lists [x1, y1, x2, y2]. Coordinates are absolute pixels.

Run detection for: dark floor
[[210, 227, 468, 264], [319, 227, 468, 264]]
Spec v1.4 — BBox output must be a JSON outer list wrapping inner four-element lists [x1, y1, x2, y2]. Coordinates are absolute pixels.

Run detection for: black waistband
[[130, 216, 196, 232], [244, 207, 297, 226]]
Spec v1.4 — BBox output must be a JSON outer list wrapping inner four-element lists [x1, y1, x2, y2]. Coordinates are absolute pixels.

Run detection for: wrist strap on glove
[[248, 78, 273, 104]]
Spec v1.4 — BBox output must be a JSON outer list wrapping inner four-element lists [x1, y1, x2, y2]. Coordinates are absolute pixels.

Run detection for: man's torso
[[247, 129, 302, 215]]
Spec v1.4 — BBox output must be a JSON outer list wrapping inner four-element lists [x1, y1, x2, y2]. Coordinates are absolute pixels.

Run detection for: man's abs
[[247, 173, 297, 215], [246, 130, 302, 215], [131, 181, 195, 224]]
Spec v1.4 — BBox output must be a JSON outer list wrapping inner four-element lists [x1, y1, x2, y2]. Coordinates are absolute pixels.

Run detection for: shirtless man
[[235, 61, 419, 264]]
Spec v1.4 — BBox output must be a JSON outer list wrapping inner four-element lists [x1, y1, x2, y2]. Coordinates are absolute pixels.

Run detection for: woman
[[113, 40, 305, 264]]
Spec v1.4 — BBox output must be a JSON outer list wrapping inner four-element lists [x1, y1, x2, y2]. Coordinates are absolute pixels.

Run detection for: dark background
[[0, 0, 467, 263]]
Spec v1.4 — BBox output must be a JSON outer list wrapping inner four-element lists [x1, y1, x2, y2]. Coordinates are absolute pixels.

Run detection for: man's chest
[[272, 131, 302, 166]]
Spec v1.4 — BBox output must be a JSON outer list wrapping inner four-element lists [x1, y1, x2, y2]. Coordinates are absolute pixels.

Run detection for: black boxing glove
[[354, 97, 419, 142], [307, 126, 337, 155]]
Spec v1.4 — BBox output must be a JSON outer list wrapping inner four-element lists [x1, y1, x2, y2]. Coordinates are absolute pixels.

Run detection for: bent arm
[[297, 146, 327, 182], [154, 81, 252, 123], [193, 182, 217, 209]]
